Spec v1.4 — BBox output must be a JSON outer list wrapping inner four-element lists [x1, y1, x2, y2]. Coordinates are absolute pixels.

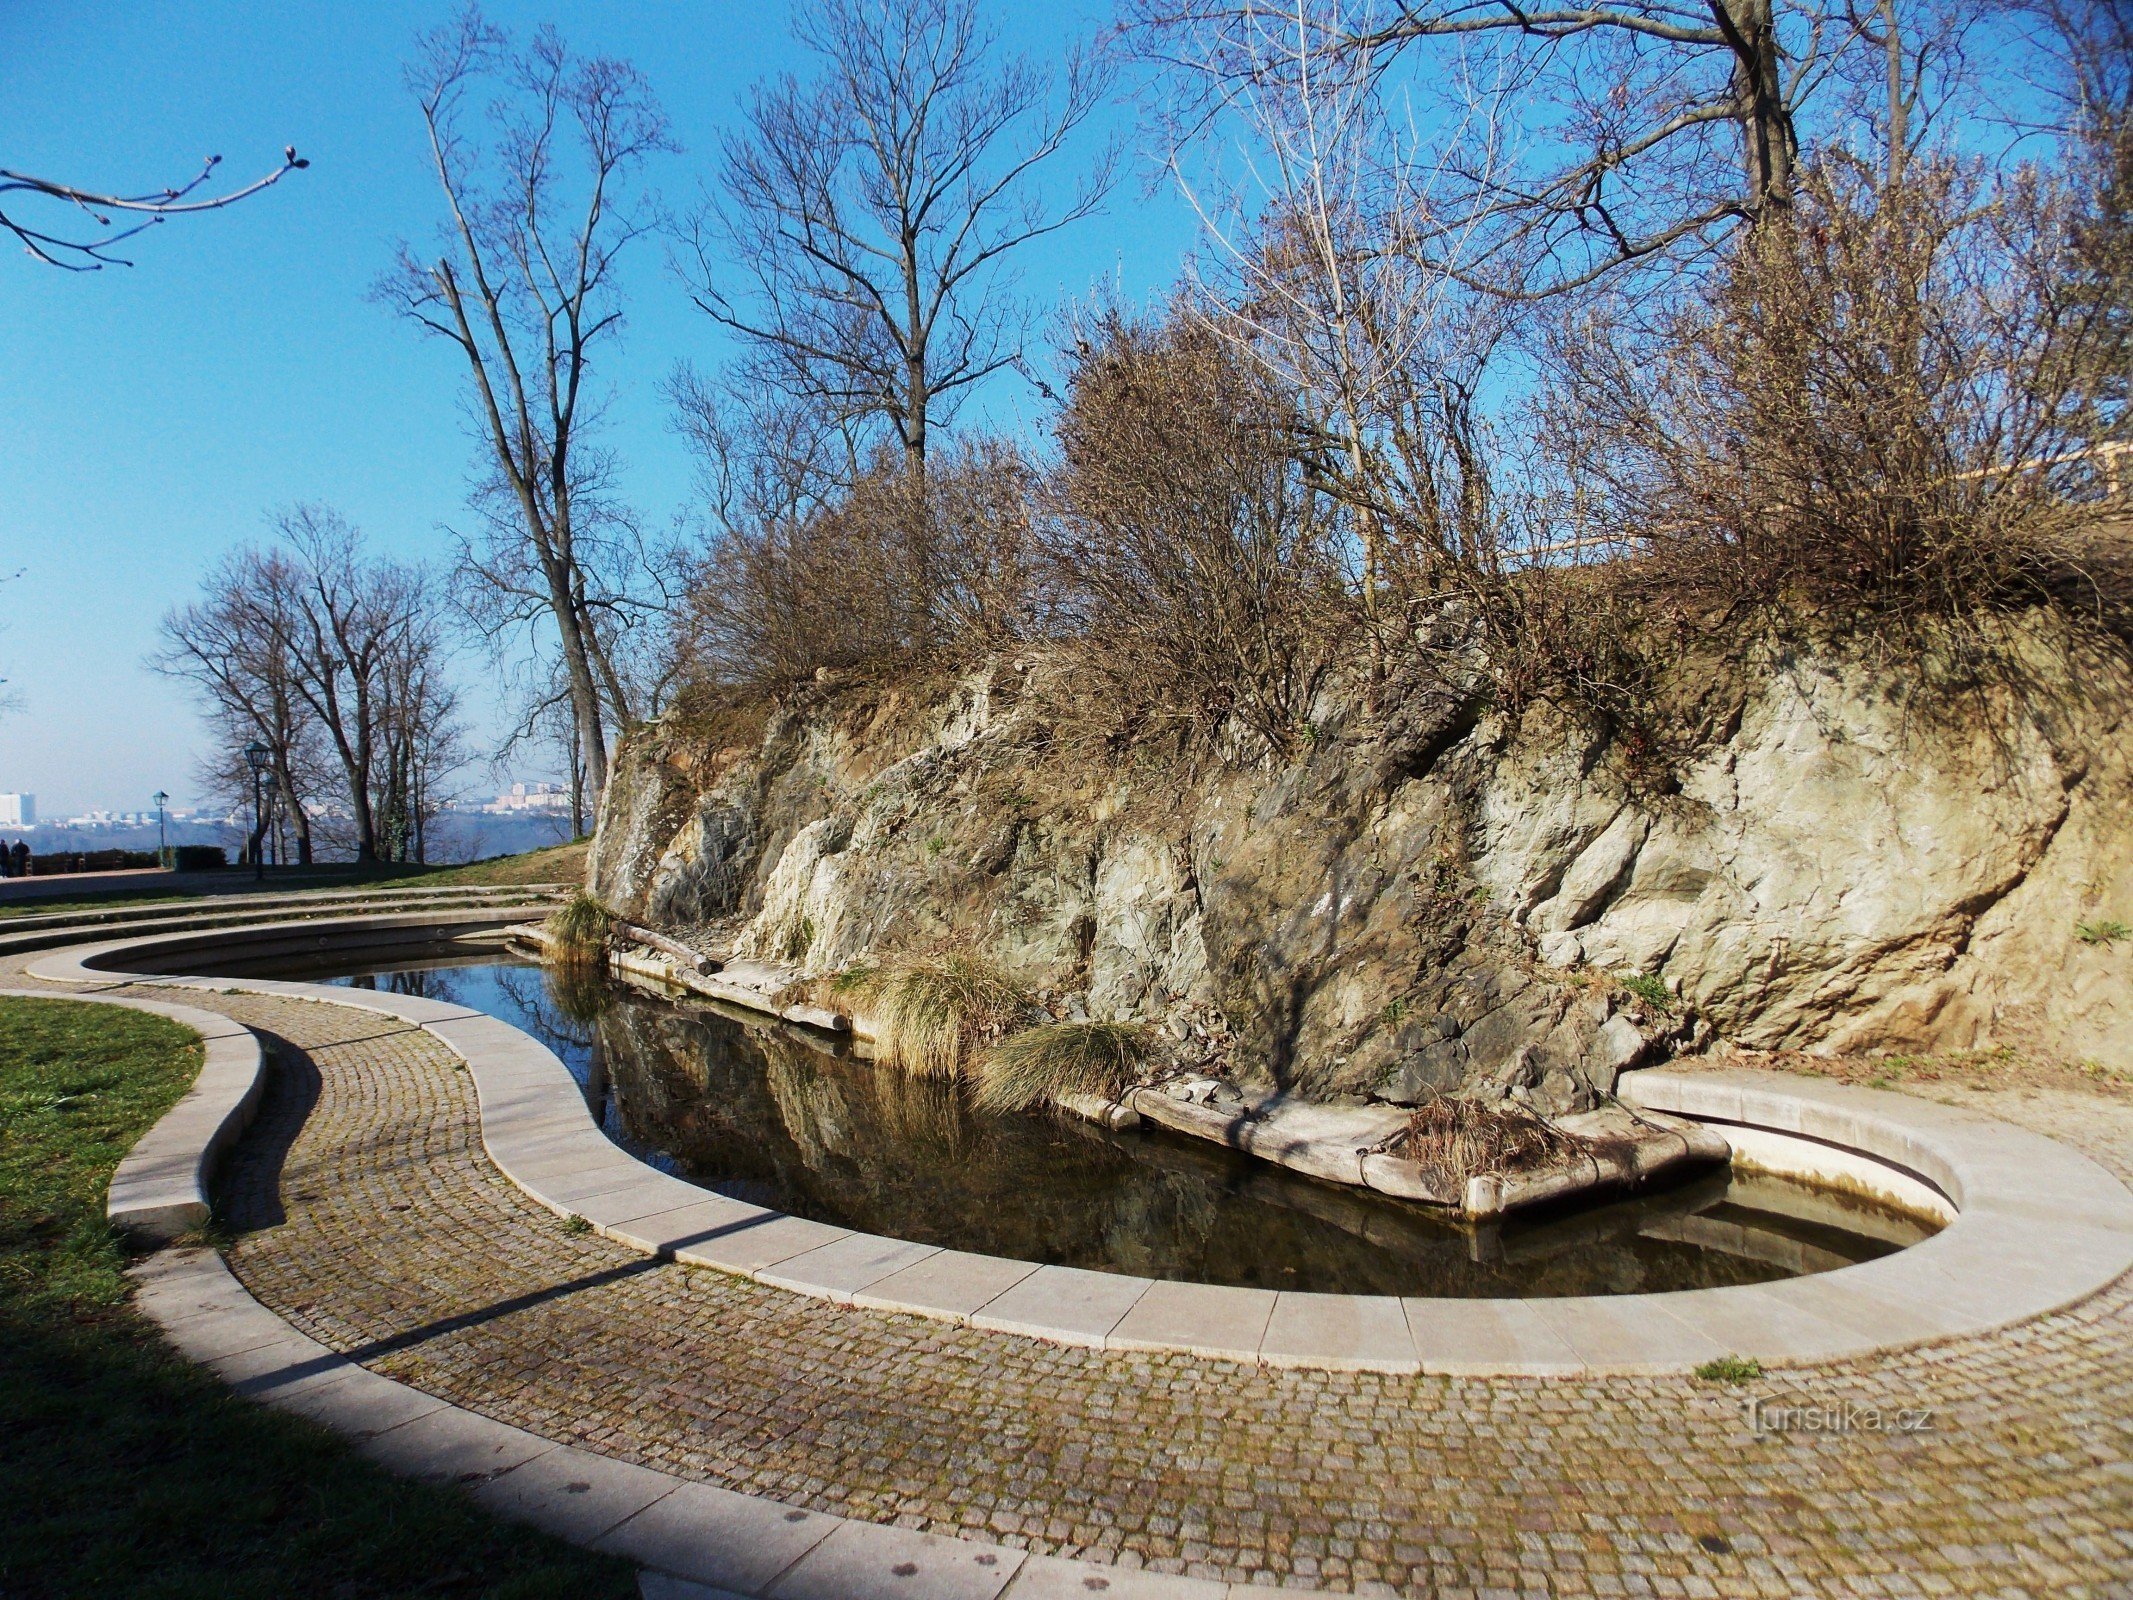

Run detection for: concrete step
[[0, 886, 572, 958], [0, 880, 572, 933]]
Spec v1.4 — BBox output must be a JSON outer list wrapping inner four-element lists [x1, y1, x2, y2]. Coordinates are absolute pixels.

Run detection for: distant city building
[[489, 782, 571, 814], [0, 793, 34, 827]]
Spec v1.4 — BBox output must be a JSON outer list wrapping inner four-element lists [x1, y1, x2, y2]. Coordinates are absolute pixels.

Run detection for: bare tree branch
[[1, 147, 306, 271]]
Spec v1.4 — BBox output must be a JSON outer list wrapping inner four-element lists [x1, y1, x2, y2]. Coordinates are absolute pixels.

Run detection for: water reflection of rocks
[[589, 993, 1930, 1298], [309, 952, 1933, 1296]]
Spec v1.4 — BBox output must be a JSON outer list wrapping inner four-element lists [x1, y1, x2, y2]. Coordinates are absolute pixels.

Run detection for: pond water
[[213, 946, 1941, 1297]]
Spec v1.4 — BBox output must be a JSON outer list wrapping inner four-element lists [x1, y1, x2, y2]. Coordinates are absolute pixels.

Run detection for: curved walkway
[[12, 955, 2133, 1594]]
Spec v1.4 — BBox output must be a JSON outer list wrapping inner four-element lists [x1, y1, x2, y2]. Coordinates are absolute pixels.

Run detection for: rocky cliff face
[[590, 628, 2133, 1111]]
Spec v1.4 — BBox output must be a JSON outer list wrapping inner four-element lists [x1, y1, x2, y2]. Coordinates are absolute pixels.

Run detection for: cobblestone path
[[26, 966, 2133, 1598]]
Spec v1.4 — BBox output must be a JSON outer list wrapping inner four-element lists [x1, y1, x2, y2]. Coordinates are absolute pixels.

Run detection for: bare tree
[[163, 512, 467, 866], [682, 0, 1117, 646], [2, 147, 305, 271], [1128, 1, 1990, 295], [498, 688, 590, 839], [375, 617, 464, 864], [2024, 0, 2132, 441], [152, 554, 323, 866], [1162, 2, 1517, 675], [378, 4, 673, 807]]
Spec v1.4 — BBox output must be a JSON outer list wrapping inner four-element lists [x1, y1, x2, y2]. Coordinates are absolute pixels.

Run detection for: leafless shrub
[[1043, 305, 1351, 755], [676, 439, 1041, 691], [1539, 152, 2130, 648]]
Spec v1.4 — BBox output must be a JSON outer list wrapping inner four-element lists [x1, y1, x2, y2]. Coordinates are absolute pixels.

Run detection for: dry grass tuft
[[851, 953, 1037, 1079], [1396, 1095, 1577, 1183], [975, 1020, 1153, 1113], [543, 893, 613, 966]]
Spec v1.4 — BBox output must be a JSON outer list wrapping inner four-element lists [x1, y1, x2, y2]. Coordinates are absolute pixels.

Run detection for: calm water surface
[[216, 947, 1941, 1297]]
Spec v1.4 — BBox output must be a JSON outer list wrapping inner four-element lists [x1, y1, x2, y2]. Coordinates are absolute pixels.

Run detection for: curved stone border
[[0, 986, 268, 1242], [29, 919, 2133, 1375], [27, 971, 1241, 1597], [128, 1245, 1233, 1600]]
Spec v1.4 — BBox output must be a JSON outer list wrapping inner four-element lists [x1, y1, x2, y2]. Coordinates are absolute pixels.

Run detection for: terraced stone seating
[[0, 882, 572, 960]]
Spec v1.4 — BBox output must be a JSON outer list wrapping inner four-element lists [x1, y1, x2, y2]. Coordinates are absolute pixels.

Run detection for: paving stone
[[1406, 1296, 1587, 1375], [768, 1520, 1024, 1600], [1002, 1553, 1232, 1597], [470, 1443, 679, 1544], [156, 1297, 304, 1366], [1525, 1295, 1731, 1374], [681, 1211, 854, 1275], [265, 1361, 451, 1437], [758, 1233, 942, 1302], [1109, 1281, 1278, 1360], [638, 1574, 753, 1600], [971, 1265, 1151, 1346], [854, 1250, 1041, 1321], [607, 1197, 779, 1259], [209, 1333, 348, 1396], [596, 1480, 836, 1592], [39, 967, 2132, 1600], [356, 1402, 557, 1487], [1259, 1293, 1419, 1374]]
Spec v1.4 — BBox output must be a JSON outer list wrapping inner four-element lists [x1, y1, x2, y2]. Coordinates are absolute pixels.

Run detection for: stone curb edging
[[28, 920, 2133, 1378], [26, 980, 1230, 1597], [130, 1245, 1237, 1600], [1624, 1067, 2133, 1345], [0, 986, 269, 1242]]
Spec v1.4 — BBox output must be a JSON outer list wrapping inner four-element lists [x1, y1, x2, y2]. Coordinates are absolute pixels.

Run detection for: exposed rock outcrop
[[591, 626, 2133, 1109]]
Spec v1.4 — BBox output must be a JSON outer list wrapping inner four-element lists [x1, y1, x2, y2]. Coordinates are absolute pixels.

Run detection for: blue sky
[[0, 1, 1194, 815]]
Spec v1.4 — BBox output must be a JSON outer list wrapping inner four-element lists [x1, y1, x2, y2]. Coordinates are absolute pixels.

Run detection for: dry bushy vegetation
[[1395, 1095, 1579, 1185], [975, 1019, 1153, 1112], [661, 1, 2130, 766], [677, 439, 1042, 690], [543, 893, 614, 965], [1045, 310, 1352, 753], [848, 953, 1039, 1079], [1540, 154, 2129, 644]]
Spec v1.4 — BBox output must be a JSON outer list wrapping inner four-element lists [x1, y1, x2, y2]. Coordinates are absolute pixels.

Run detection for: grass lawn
[[0, 996, 635, 1600], [0, 840, 590, 921]]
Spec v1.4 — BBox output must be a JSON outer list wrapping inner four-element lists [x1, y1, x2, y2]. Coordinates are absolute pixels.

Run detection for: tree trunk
[[568, 731, 586, 840], [1724, 0, 1794, 216], [544, 558, 610, 808], [905, 351, 932, 654], [275, 764, 313, 864]]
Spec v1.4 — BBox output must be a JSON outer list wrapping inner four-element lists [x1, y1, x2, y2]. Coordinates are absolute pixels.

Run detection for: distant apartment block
[[489, 782, 571, 813], [0, 793, 35, 827]]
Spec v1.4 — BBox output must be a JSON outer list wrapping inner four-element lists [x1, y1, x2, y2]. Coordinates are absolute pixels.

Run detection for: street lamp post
[[152, 791, 169, 867], [244, 743, 270, 883]]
